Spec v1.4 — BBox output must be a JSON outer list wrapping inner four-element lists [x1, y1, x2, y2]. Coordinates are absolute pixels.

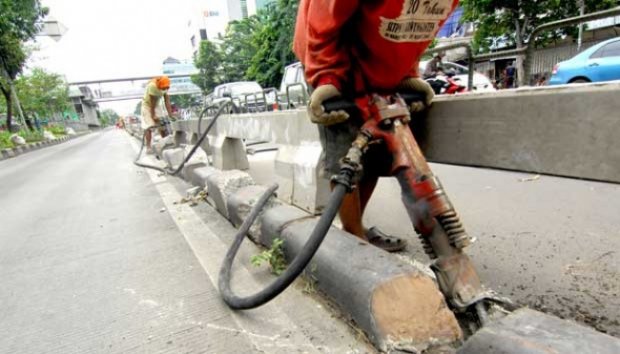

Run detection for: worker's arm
[[296, 0, 359, 90], [163, 93, 173, 118], [149, 96, 159, 124]]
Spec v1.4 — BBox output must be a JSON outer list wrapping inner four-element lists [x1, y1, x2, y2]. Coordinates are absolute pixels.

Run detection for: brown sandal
[[366, 227, 407, 252]]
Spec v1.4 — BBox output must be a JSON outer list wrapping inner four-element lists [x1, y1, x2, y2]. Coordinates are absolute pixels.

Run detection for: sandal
[[366, 227, 407, 252]]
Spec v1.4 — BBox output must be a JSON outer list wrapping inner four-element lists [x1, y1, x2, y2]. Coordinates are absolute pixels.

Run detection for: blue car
[[548, 37, 620, 85]]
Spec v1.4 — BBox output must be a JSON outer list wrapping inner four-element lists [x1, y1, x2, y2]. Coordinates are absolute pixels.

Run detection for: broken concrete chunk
[[10, 134, 26, 146], [206, 170, 255, 219], [227, 185, 283, 242]]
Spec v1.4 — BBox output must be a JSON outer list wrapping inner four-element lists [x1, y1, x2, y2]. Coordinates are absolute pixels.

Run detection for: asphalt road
[[0, 130, 371, 354], [248, 150, 620, 338]]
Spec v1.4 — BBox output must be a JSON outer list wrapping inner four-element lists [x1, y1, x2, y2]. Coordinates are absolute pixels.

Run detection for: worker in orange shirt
[[294, 0, 459, 252]]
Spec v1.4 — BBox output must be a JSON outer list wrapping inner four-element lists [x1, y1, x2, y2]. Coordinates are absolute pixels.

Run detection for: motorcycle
[[425, 69, 467, 95]]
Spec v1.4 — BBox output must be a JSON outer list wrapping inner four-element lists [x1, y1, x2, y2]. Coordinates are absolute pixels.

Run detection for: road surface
[[0, 130, 371, 354]]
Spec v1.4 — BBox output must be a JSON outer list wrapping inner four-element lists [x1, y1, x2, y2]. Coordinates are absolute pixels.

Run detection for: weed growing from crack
[[250, 238, 287, 276]]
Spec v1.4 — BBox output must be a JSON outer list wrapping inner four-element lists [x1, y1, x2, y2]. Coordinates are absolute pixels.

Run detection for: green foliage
[[246, 0, 299, 88], [0, 0, 48, 129], [98, 109, 119, 127], [0, 128, 43, 149], [169, 94, 197, 109], [220, 17, 262, 83], [192, 0, 299, 92], [461, 0, 618, 53], [14, 67, 71, 120], [19, 128, 43, 141], [250, 238, 287, 276], [192, 40, 223, 94], [134, 102, 142, 116], [46, 124, 65, 136], [0, 130, 13, 148]]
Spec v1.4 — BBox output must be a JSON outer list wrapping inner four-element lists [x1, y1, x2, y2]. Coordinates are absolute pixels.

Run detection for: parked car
[[279, 62, 309, 109], [548, 37, 620, 85], [419, 61, 496, 92], [212, 81, 275, 113]]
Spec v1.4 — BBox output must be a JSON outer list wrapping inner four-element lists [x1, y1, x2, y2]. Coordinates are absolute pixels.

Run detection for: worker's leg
[[145, 130, 152, 149], [336, 174, 378, 240], [337, 183, 365, 239], [359, 174, 379, 215]]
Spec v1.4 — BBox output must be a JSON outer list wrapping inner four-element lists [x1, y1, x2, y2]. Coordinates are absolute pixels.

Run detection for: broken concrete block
[[181, 161, 208, 182], [206, 170, 255, 219], [153, 135, 175, 158], [188, 166, 218, 189], [226, 185, 283, 242], [260, 205, 462, 352], [43, 131, 56, 141], [458, 308, 620, 354], [162, 148, 185, 170], [10, 134, 26, 146]]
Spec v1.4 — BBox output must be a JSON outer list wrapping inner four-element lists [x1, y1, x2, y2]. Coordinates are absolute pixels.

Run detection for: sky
[[31, 0, 195, 114]]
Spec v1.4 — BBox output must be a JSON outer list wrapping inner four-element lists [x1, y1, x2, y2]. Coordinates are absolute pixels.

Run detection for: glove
[[398, 77, 435, 113], [308, 84, 350, 126]]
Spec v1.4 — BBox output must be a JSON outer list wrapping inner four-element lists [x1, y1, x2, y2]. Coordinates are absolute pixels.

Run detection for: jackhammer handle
[[321, 98, 357, 114], [322, 92, 426, 114]]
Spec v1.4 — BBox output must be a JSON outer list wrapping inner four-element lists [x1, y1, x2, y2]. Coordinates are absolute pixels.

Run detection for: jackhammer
[[219, 93, 500, 327]]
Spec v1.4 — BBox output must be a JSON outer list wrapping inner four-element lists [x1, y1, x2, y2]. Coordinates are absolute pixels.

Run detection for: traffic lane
[[0, 130, 257, 353], [366, 164, 620, 338]]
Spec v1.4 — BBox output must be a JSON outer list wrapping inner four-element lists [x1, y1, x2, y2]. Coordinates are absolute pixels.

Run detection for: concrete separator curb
[[189, 167, 462, 352]]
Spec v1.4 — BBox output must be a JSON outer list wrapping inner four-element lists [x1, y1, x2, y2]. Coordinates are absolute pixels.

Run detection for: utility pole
[[577, 0, 585, 51]]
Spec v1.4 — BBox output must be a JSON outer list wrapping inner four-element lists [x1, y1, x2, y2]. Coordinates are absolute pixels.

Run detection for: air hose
[[218, 170, 352, 310], [133, 102, 229, 175]]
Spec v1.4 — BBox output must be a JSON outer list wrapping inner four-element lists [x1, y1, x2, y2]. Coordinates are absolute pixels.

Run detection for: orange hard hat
[[156, 76, 171, 89]]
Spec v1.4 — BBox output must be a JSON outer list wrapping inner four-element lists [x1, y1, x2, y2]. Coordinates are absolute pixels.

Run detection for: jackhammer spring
[[438, 211, 470, 249], [418, 233, 437, 259]]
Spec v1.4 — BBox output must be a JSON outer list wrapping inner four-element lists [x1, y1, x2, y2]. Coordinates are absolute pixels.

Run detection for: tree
[[0, 0, 48, 130], [220, 17, 262, 83], [461, 0, 617, 85], [98, 109, 119, 127], [15, 67, 70, 123], [169, 94, 197, 109], [191, 40, 223, 94], [246, 0, 299, 89]]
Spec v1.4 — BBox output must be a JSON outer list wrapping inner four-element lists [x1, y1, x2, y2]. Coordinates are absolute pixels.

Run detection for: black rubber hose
[[219, 179, 350, 310], [133, 103, 228, 174]]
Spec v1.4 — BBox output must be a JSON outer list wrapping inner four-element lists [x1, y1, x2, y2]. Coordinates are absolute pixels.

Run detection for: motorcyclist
[[424, 51, 446, 79], [294, 0, 459, 252]]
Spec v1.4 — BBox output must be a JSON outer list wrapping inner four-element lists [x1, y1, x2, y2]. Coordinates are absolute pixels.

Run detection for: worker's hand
[[308, 84, 349, 126], [398, 77, 435, 113]]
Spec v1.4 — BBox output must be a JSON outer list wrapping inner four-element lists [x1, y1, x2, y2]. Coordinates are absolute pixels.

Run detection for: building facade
[[162, 57, 200, 93], [187, 0, 274, 57]]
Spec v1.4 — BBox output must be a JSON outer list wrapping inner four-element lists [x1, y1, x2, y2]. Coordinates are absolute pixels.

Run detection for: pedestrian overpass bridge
[[68, 73, 202, 103]]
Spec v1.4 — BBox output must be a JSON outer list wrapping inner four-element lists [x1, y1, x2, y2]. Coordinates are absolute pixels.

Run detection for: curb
[[1, 132, 90, 161], [194, 168, 461, 352], [458, 308, 620, 354]]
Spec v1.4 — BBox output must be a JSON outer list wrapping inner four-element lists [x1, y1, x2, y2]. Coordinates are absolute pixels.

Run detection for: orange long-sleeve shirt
[[294, 0, 459, 93]]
